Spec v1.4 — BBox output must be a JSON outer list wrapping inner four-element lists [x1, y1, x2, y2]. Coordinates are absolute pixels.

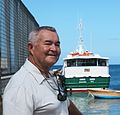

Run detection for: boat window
[[76, 59, 97, 66], [66, 59, 97, 67], [67, 59, 76, 67], [77, 60, 83, 66], [98, 59, 107, 66]]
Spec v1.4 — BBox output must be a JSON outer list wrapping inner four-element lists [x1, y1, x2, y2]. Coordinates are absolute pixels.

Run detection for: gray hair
[[28, 30, 39, 44], [28, 26, 58, 44]]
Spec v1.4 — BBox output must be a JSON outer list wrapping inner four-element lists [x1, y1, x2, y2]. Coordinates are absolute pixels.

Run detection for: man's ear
[[28, 42, 34, 55]]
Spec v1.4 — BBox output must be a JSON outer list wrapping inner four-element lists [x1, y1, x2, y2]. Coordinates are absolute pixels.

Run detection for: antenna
[[78, 19, 84, 54], [90, 32, 93, 52]]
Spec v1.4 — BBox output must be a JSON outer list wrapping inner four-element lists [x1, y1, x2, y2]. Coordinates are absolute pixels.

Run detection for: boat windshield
[[66, 58, 107, 67]]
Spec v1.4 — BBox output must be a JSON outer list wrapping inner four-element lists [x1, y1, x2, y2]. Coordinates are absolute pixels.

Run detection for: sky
[[22, 0, 120, 65]]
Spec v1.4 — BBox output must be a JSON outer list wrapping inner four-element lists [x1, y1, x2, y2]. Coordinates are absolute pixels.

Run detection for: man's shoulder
[[8, 66, 31, 87]]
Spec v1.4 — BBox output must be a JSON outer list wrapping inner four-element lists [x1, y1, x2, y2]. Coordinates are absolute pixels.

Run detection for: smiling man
[[3, 26, 82, 115]]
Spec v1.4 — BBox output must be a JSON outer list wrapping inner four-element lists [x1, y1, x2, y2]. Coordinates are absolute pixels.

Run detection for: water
[[109, 65, 120, 90], [52, 64, 120, 115]]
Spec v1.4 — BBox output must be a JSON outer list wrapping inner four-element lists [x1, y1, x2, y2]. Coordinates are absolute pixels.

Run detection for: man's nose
[[50, 44, 57, 51]]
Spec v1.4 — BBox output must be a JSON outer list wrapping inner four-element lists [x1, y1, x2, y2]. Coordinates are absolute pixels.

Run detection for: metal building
[[0, 0, 39, 95]]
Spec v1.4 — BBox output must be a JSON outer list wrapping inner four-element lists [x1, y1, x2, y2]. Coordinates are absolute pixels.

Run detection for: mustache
[[47, 51, 60, 57], [47, 52, 58, 56]]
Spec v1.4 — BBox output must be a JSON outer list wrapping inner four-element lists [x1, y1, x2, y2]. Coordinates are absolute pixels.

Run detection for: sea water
[[52, 64, 120, 115]]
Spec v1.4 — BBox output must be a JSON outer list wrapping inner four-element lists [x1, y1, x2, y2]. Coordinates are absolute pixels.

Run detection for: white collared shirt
[[3, 59, 69, 115]]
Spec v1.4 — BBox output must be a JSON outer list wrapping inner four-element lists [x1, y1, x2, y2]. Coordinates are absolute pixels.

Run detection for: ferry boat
[[62, 21, 110, 92]]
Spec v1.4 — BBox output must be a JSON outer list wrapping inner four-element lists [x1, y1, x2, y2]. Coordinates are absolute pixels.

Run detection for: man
[[3, 26, 82, 115]]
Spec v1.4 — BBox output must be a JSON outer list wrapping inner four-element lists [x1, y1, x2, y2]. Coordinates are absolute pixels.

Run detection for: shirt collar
[[23, 59, 45, 84]]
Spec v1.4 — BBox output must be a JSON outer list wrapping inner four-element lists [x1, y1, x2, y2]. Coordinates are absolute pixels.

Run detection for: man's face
[[30, 29, 61, 68]]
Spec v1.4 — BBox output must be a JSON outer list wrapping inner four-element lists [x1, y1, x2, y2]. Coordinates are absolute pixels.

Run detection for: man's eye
[[45, 43, 51, 45], [55, 43, 60, 47], [44, 42, 52, 45]]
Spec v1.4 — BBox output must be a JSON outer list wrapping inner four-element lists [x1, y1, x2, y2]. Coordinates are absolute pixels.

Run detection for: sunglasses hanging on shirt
[[56, 75, 67, 101], [45, 71, 67, 101]]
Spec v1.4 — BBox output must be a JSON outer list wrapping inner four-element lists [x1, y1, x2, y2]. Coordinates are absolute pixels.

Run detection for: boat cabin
[[63, 55, 110, 91]]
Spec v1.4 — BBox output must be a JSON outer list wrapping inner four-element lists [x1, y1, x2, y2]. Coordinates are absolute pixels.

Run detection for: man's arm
[[68, 100, 83, 115]]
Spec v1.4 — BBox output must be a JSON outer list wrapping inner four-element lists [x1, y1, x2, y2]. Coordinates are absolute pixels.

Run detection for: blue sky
[[22, 0, 120, 65]]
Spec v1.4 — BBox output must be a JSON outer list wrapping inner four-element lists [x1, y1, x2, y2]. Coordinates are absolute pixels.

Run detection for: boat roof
[[64, 54, 109, 60]]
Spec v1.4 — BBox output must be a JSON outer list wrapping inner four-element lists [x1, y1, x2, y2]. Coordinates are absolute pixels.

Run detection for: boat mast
[[78, 19, 84, 54]]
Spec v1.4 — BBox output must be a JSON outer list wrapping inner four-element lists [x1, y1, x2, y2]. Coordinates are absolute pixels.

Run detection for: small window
[[98, 59, 107, 66], [67, 59, 76, 67]]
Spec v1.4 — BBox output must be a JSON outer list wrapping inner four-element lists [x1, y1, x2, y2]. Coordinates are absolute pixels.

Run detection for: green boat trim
[[64, 77, 110, 89]]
